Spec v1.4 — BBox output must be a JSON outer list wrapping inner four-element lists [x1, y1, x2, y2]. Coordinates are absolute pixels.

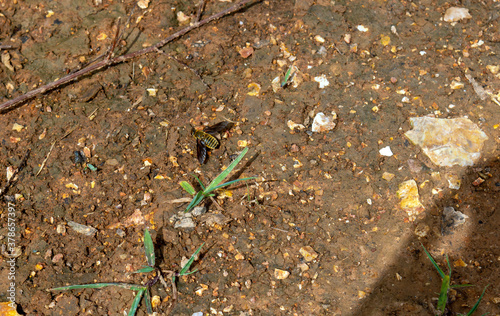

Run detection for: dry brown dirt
[[0, 0, 499, 315]]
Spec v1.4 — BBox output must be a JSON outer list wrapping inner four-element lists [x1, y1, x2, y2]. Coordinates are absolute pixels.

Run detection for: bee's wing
[[203, 121, 234, 135], [197, 139, 208, 164]]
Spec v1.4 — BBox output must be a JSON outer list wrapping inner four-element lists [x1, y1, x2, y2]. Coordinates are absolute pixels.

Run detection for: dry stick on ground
[[0, 0, 256, 113], [196, 0, 207, 22]]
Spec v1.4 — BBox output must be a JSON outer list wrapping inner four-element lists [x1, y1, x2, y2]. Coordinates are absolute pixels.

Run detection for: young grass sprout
[[281, 65, 297, 88], [180, 147, 255, 212], [49, 228, 204, 315], [421, 243, 489, 316]]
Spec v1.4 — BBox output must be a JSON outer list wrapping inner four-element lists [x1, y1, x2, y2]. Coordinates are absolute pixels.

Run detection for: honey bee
[[192, 121, 234, 164]]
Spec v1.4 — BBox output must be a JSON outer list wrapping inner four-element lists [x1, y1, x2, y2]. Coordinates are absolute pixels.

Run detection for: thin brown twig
[[209, 196, 224, 212], [0, 45, 15, 50], [196, 0, 207, 22], [160, 270, 178, 315], [0, 0, 256, 113], [35, 124, 77, 177], [35, 141, 55, 177], [107, 17, 122, 60]]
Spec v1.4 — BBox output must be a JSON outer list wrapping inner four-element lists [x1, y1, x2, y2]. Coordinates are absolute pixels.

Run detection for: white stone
[[379, 146, 393, 157], [357, 25, 369, 32], [313, 75, 329, 89], [311, 112, 337, 133], [444, 7, 472, 22]]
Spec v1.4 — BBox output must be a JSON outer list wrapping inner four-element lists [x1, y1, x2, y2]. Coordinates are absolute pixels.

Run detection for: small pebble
[[313, 75, 329, 89], [443, 7, 472, 22], [52, 253, 64, 263], [314, 35, 325, 43], [379, 146, 393, 157], [116, 228, 126, 237], [56, 224, 66, 235], [67, 221, 97, 236], [274, 269, 290, 280], [382, 172, 395, 181], [192, 206, 207, 216], [174, 217, 196, 229], [106, 158, 119, 166], [239, 46, 254, 58], [299, 246, 318, 262], [311, 112, 337, 133]]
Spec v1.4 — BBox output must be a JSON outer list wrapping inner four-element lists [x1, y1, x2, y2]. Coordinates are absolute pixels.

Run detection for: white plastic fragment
[[443, 7, 472, 22], [311, 112, 337, 133], [313, 75, 329, 89], [379, 146, 393, 157], [405, 116, 488, 167]]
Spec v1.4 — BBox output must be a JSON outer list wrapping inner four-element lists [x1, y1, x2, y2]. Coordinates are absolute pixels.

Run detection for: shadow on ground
[[354, 157, 499, 315]]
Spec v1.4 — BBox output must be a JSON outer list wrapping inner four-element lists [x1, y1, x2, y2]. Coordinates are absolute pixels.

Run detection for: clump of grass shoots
[[180, 147, 255, 212], [50, 228, 203, 315], [421, 243, 488, 316]]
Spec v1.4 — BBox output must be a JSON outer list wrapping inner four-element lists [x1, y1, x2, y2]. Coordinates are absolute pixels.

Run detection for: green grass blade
[[451, 284, 474, 289], [212, 177, 256, 191], [49, 283, 117, 291], [281, 66, 293, 87], [144, 288, 153, 314], [50, 283, 144, 291], [437, 275, 451, 312], [133, 266, 155, 274], [185, 191, 204, 212], [204, 147, 248, 193], [128, 287, 146, 316], [466, 285, 489, 316], [179, 243, 204, 276], [144, 229, 155, 267], [180, 181, 196, 195], [421, 244, 445, 279], [446, 255, 452, 276], [181, 269, 198, 276], [193, 175, 206, 190]]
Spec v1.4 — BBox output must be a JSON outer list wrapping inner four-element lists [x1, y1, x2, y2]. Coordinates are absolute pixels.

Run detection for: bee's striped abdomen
[[193, 130, 219, 149]]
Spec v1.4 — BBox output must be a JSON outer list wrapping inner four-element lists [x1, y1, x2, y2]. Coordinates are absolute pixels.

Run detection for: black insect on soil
[[73, 150, 86, 165], [192, 121, 234, 164]]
